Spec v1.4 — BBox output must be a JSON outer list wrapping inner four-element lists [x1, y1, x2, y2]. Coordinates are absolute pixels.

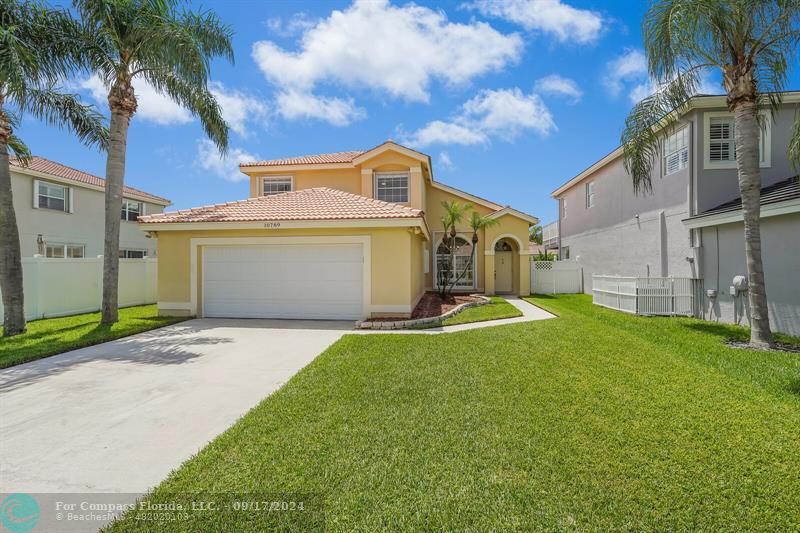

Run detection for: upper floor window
[[121, 199, 142, 221], [704, 112, 771, 169], [37, 181, 69, 211], [374, 173, 409, 203], [263, 176, 293, 195], [585, 181, 596, 209], [45, 243, 84, 258], [562, 198, 567, 219], [663, 126, 689, 175]]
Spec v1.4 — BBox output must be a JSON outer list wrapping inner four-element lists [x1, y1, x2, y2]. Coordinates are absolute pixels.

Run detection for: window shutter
[[140, 202, 146, 216], [33, 179, 40, 208], [68, 188, 74, 213]]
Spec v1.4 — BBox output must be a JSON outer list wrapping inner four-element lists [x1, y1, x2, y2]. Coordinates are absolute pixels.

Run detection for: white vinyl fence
[[0, 256, 157, 322], [531, 260, 583, 294], [592, 275, 699, 316]]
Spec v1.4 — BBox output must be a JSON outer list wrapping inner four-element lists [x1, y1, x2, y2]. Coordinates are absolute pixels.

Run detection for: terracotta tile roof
[[139, 187, 423, 224], [10, 156, 170, 204], [239, 150, 366, 167]]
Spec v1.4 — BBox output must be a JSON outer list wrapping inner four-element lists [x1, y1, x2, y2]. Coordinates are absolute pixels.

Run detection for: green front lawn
[[108, 295, 800, 531], [440, 295, 522, 326], [0, 305, 187, 369]]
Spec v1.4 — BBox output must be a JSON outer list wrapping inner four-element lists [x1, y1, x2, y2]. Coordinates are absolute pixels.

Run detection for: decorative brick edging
[[355, 295, 491, 330]]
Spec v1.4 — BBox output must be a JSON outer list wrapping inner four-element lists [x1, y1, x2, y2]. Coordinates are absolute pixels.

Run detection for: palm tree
[[621, 0, 800, 348], [0, 0, 107, 336], [529, 224, 543, 244], [75, 0, 233, 324], [436, 201, 498, 297]]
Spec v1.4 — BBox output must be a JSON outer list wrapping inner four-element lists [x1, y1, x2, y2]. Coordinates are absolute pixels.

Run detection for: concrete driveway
[[0, 319, 351, 494]]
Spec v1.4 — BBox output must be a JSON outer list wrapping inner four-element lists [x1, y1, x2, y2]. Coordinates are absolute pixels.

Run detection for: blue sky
[[19, 0, 794, 223]]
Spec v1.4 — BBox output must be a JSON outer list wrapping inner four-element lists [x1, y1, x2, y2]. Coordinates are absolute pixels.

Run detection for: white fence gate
[[531, 260, 583, 294], [0, 256, 157, 322], [592, 275, 699, 316]]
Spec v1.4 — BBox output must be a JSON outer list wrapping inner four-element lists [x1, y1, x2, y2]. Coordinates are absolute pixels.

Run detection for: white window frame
[[663, 125, 689, 176], [119, 249, 148, 259], [374, 172, 409, 203], [704, 111, 771, 169], [585, 181, 596, 209], [562, 198, 567, 219], [36, 180, 71, 212], [45, 243, 85, 258], [262, 175, 294, 196], [121, 199, 143, 222], [433, 232, 477, 290]]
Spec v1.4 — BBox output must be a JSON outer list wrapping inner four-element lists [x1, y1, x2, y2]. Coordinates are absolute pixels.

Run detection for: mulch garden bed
[[368, 292, 482, 322]]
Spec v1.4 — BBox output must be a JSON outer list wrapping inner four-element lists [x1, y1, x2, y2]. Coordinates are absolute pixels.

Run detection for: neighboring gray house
[[552, 92, 800, 335], [10, 156, 170, 259]]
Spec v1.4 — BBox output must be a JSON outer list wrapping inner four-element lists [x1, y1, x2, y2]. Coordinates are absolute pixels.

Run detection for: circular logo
[[0, 494, 40, 533]]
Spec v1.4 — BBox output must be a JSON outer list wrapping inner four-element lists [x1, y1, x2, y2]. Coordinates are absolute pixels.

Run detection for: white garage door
[[203, 244, 364, 320]]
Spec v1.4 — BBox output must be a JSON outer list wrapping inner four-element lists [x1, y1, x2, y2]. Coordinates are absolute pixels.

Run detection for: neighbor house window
[[435, 235, 475, 289], [263, 176, 293, 195], [585, 181, 596, 209], [705, 112, 771, 168], [562, 198, 567, 219], [663, 126, 689, 175], [121, 199, 142, 221], [37, 181, 69, 211], [45, 243, 85, 258], [374, 173, 409, 203], [119, 249, 147, 259]]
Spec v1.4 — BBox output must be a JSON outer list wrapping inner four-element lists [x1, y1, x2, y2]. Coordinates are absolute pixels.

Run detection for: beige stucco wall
[[153, 226, 420, 318], [10, 170, 166, 257]]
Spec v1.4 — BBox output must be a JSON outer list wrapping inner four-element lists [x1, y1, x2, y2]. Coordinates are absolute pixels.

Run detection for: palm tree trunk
[[101, 106, 131, 324], [0, 125, 26, 336], [732, 101, 774, 348]]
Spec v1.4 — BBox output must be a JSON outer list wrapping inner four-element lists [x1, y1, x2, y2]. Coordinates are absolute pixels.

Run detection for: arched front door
[[494, 240, 514, 293]]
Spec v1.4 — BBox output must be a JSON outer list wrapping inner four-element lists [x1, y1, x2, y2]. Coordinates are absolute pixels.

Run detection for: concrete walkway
[[355, 297, 555, 335]]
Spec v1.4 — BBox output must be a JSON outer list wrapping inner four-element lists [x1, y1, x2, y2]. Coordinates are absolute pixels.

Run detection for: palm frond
[[788, 109, 800, 170], [141, 68, 228, 153], [7, 133, 31, 163], [20, 87, 108, 150], [621, 71, 699, 195]]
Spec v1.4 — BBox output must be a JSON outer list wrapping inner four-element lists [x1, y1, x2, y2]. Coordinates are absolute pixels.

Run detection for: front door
[[495, 251, 513, 293]]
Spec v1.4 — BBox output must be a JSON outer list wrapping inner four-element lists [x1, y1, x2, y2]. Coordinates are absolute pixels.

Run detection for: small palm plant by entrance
[[436, 201, 498, 298]]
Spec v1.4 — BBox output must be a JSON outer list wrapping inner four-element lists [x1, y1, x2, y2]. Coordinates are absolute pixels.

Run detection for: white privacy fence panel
[[0, 256, 157, 322], [531, 260, 582, 294], [592, 275, 699, 316]]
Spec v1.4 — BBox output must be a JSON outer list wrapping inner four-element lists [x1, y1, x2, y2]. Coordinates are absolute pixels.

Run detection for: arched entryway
[[493, 237, 520, 294]]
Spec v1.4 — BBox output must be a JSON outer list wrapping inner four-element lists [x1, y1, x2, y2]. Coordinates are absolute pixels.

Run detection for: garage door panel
[[203, 243, 364, 320]]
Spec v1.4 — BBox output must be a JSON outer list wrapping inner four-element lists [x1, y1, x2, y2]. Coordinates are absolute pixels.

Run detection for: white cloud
[[602, 48, 648, 97], [403, 88, 555, 147], [196, 139, 257, 183], [252, 0, 522, 124], [75, 75, 193, 125], [264, 12, 318, 37], [534, 74, 582, 103], [208, 81, 269, 137], [76, 76, 268, 136], [438, 151, 455, 170], [466, 0, 604, 43], [275, 90, 365, 126], [603, 48, 722, 104]]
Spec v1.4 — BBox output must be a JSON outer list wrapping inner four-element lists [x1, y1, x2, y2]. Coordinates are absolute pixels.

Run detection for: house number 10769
[[263, 222, 281, 228]]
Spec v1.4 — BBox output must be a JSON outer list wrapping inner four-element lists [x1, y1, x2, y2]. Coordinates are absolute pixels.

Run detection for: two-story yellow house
[[140, 141, 537, 320]]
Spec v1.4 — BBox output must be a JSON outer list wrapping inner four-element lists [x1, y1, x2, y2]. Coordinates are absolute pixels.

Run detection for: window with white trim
[[585, 181, 596, 209], [562, 198, 567, 219], [374, 173, 409, 203], [663, 126, 689, 175], [119, 249, 147, 259], [38, 181, 69, 211], [121, 199, 142, 221], [262, 176, 293, 195], [45, 243, 85, 258], [709, 116, 735, 163], [435, 235, 475, 289], [705, 112, 771, 168]]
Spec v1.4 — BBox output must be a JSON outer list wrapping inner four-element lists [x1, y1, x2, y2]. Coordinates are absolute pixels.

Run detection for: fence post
[[31, 255, 44, 319]]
